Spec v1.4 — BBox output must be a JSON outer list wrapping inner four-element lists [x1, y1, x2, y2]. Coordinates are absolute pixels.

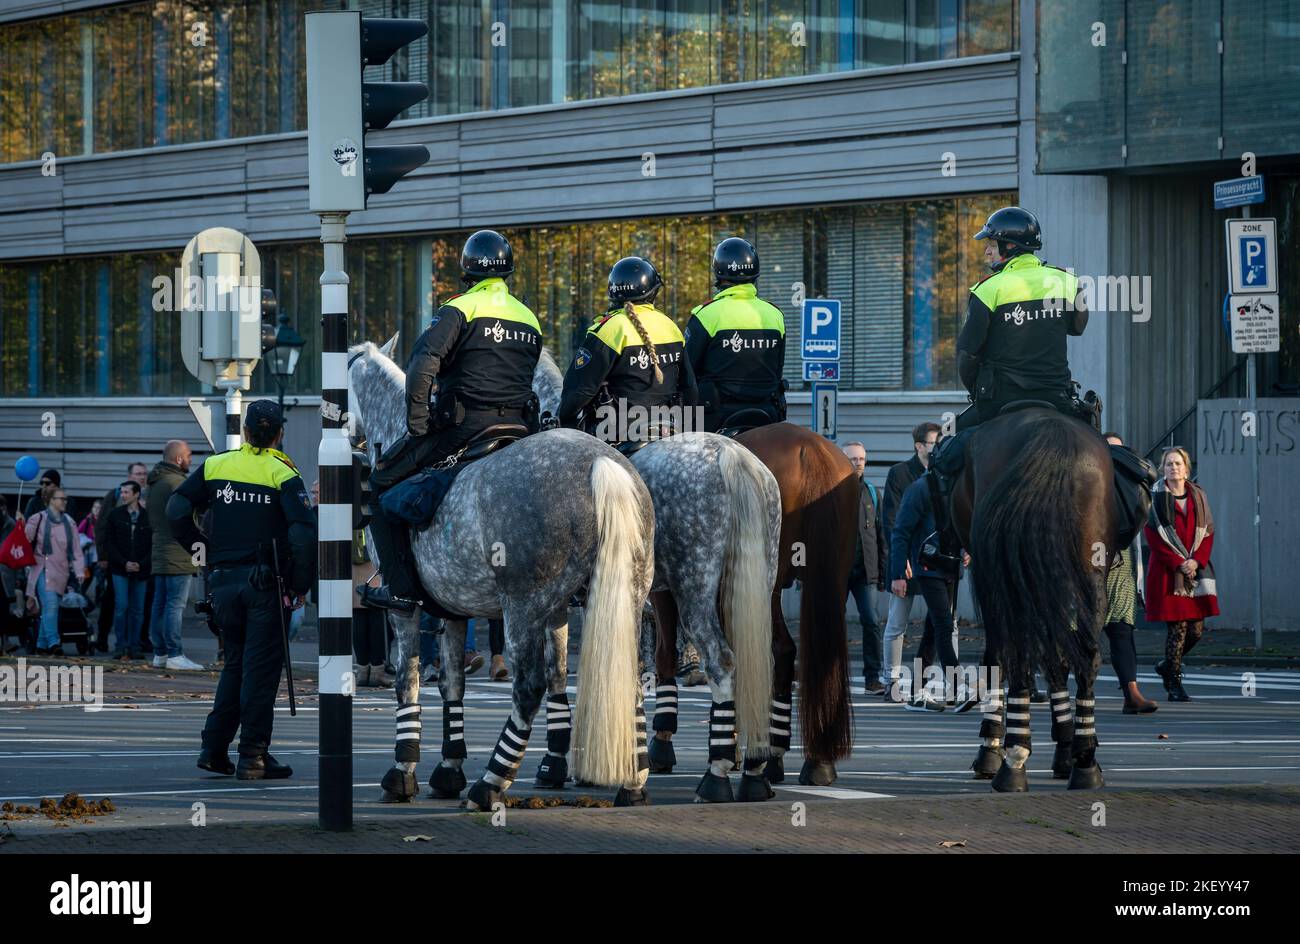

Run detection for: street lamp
[[260, 289, 306, 413]]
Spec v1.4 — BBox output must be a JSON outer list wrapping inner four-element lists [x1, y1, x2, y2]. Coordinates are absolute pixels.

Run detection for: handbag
[[0, 523, 36, 569]]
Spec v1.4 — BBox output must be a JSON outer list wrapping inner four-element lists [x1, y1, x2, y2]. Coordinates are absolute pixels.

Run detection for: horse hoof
[[380, 768, 418, 802], [534, 755, 568, 789], [797, 759, 837, 786], [737, 773, 775, 802], [1067, 763, 1105, 790], [465, 779, 501, 812], [991, 762, 1029, 793], [971, 745, 1003, 780], [765, 754, 786, 784], [614, 787, 650, 807], [647, 736, 676, 774], [694, 770, 735, 803], [1052, 743, 1075, 780], [428, 763, 467, 799]]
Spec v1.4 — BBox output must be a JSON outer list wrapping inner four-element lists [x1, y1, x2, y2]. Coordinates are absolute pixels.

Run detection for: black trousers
[[202, 566, 285, 757], [1103, 621, 1138, 685], [915, 576, 959, 669], [353, 607, 388, 666]]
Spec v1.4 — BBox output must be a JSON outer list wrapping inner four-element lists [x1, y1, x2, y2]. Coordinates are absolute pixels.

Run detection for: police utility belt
[[434, 390, 540, 431]]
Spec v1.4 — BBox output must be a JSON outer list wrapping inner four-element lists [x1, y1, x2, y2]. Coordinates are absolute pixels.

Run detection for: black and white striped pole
[[307, 10, 429, 832], [316, 211, 354, 832]]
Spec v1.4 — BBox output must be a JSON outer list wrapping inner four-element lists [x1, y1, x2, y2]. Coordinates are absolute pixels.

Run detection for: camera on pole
[[179, 227, 268, 452], [306, 12, 430, 212]]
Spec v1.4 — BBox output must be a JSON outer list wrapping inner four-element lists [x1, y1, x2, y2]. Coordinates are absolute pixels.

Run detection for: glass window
[[1223, 0, 1300, 158], [1036, 0, 1126, 172]]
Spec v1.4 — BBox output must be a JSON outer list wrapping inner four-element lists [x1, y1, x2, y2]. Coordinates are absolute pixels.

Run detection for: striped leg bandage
[[394, 704, 421, 764], [545, 693, 572, 756], [1004, 693, 1032, 751], [979, 690, 1006, 740], [441, 699, 466, 760], [1049, 689, 1075, 744], [769, 695, 792, 753], [708, 700, 737, 764], [636, 699, 649, 774], [483, 717, 531, 790], [652, 682, 678, 734], [1073, 697, 1097, 750]]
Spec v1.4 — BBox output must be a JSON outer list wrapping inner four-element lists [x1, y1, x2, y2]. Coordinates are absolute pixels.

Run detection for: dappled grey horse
[[347, 339, 656, 809], [531, 351, 782, 803]]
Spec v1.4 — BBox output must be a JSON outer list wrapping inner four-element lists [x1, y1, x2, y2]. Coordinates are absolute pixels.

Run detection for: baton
[[271, 538, 297, 716]]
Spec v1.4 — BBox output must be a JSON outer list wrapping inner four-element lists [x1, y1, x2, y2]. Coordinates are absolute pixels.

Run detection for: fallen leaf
[[402, 834, 434, 842], [937, 839, 967, 848]]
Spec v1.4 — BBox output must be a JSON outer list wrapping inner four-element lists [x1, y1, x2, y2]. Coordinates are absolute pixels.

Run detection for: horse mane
[[348, 341, 407, 458], [534, 347, 563, 416]]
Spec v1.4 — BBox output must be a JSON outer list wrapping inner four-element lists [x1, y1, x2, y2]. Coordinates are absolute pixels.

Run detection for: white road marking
[[776, 785, 895, 799]]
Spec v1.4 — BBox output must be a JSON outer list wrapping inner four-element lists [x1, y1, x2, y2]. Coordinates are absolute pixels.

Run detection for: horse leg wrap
[[769, 695, 792, 753], [1073, 697, 1098, 754], [394, 704, 421, 764], [1049, 690, 1074, 744], [545, 693, 572, 756], [483, 716, 531, 790], [636, 699, 650, 775], [652, 682, 678, 734], [1003, 695, 1032, 759], [441, 699, 466, 760], [708, 700, 737, 766], [978, 691, 1005, 741]]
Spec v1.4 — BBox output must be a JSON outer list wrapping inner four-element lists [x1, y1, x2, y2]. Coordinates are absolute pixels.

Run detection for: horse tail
[[796, 443, 856, 762], [718, 444, 776, 752], [969, 420, 1101, 681], [572, 456, 646, 787]]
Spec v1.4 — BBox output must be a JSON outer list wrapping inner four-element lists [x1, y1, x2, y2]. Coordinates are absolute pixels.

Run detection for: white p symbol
[[810, 304, 833, 332]]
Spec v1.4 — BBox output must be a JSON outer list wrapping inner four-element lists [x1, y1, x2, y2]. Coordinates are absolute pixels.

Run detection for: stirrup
[[356, 584, 418, 614]]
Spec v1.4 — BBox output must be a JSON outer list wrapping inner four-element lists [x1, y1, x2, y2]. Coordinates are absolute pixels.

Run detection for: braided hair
[[622, 301, 664, 385]]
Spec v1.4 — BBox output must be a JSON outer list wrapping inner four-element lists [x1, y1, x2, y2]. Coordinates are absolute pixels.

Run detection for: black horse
[[950, 406, 1116, 791]]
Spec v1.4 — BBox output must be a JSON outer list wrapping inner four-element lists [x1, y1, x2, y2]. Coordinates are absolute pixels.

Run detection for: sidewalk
[[3, 786, 1296, 854]]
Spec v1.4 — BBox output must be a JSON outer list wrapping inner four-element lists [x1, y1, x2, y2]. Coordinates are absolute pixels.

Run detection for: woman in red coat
[[1144, 446, 1219, 702]]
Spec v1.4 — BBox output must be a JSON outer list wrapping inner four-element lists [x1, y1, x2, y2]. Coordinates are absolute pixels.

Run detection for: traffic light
[[306, 12, 430, 213]]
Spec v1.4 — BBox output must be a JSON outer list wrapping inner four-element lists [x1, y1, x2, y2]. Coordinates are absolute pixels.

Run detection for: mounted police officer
[[559, 256, 697, 442], [955, 206, 1090, 429], [685, 237, 787, 433], [360, 229, 543, 613], [168, 400, 316, 781]]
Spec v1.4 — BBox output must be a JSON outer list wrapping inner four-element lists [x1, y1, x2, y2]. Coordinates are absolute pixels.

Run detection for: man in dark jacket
[[104, 480, 152, 660], [880, 422, 942, 700], [146, 441, 203, 670], [841, 442, 885, 692], [95, 461, 150, 653]]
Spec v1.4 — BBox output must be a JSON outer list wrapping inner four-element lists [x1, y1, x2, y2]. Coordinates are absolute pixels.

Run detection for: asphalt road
[[2, 652, 1297, 836]]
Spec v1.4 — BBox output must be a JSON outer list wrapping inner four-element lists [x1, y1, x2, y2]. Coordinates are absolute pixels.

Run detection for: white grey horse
[[531, 350, 782, 803], [347, 339, 656, 809]]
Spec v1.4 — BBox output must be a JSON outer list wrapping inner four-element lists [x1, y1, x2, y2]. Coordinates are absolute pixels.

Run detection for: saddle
[[717, 407, 774, 439], [380, 423, 529, 529]]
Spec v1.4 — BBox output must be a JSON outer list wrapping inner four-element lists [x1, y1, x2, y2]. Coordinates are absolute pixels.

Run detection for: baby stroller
[[56, 578, 95, 656]]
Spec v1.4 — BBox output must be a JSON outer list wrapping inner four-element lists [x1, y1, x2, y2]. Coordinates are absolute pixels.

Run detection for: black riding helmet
[[712, 237, 759, 287], [460, 229, 514, 281], [974, 206, 1042, 260], [607, 256, 662, 305]]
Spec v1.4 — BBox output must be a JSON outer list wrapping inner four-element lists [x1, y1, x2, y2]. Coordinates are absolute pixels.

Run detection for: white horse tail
[[571, 456, 646, 787], [718, 444, 777, 751]]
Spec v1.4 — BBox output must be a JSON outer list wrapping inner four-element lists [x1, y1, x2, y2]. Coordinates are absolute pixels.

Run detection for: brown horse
[[950, 407, 1115, 791], [742, 422, 857, 785]]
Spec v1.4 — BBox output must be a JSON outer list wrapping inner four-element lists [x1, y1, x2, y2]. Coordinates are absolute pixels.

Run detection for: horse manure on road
[[1, 793, 116, 822], [500, 795, 614, 810]]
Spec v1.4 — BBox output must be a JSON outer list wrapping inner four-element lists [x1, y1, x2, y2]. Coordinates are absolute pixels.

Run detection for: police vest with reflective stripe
[[592, 305, 687, 408], [441, 278, 543, 410], [689, 283, 784, 401], [969, 254, 1079, 393]]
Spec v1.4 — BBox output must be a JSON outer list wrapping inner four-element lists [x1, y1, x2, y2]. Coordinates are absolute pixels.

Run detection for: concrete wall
[[1194, 398, 1300, 630]]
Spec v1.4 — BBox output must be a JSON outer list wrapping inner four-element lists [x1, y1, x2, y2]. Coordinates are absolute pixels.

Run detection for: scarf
[[39, 510, 76, 565], [1148, 479, 1215, 598]]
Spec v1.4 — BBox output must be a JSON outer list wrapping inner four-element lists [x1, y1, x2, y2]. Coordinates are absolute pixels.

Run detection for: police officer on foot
[[359, 229, 543, 613], [168, 399, 317, 780], [559, 256, 696, 439], [955, 206, 1089, 429], [685, 237, 787, 433]]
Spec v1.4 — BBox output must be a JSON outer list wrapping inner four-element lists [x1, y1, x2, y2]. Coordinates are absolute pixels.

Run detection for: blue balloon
[[15, 455, 40, 482]]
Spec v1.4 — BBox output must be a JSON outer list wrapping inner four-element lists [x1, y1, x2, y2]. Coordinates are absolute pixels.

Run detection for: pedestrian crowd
[[842, 424, 1219, 713]]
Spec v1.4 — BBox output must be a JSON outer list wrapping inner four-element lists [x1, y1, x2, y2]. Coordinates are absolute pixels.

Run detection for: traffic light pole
[[317, 211, 354, 831]]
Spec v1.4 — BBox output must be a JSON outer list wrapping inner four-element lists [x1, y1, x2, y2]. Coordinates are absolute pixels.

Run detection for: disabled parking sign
[[1225, 218, 1277, 294]]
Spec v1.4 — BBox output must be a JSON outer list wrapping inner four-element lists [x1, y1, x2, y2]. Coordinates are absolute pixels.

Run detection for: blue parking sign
[[1239, 236, 1268, 288], [801, 299, 840, 361], [1225, 218, 1277, 294]]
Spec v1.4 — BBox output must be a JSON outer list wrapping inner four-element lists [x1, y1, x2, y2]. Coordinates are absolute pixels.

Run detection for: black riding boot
[[358, 506, 422, 614]]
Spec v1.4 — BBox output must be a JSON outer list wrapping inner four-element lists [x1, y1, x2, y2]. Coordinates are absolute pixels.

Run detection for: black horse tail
[[970, 420, 1101, 683], [796, 441, 856, 763]]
